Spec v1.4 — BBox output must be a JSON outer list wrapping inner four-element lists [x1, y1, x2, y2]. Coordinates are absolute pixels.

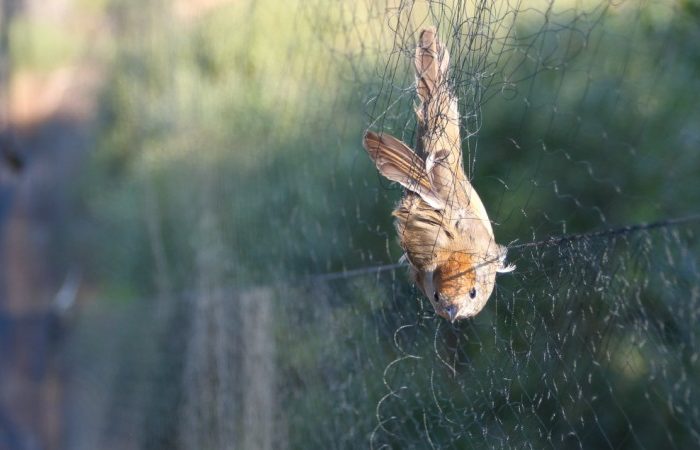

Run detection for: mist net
[[61, 1, 700, 449]]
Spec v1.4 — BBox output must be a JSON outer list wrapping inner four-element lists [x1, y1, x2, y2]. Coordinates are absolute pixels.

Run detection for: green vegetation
[[10, 16, 84, 71]]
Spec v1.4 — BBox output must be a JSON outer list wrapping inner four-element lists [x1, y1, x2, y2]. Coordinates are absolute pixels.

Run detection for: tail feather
[[414, 27, 449, 107], [414, 27, 454, 126], [413, 27, 467, 205], [363, 131, 445, 210]]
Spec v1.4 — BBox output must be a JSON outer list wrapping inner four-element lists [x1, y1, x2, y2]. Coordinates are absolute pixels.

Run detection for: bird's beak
[[445, 305, 458, 323]]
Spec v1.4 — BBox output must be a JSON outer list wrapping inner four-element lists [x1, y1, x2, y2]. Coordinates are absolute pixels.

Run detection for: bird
[[362, 27, 514, 322]]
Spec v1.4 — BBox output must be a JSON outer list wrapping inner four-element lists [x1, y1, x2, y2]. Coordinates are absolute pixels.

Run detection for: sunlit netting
[[57, 1, 700, 449]]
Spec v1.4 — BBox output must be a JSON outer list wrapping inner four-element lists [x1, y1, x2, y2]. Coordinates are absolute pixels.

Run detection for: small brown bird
[[363, 27, 514, 322]]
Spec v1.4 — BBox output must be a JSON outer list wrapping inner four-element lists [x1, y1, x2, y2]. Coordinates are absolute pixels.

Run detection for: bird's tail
[[363, 131, 445, 210], [414, 27, 451, 115], [413, 27, 465, 201]]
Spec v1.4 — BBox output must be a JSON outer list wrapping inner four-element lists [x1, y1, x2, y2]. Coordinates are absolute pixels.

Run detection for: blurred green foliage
[[9, 18, 83, 71], [81, 0, 385, 299]]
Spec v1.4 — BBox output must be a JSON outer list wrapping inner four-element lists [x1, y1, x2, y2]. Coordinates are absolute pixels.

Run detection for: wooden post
[[180, 286, 284, 450], [240, 287, 278, 450]]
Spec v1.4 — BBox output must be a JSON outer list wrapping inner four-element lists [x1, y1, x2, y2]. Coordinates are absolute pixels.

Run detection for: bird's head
[[422, 245, 514, 322]]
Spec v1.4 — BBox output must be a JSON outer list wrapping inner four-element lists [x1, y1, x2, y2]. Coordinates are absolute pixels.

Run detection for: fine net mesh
[[38, 0, 700, 449]]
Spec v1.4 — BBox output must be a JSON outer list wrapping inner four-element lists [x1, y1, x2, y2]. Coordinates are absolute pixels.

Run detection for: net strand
[[308, 213, 700, 283]]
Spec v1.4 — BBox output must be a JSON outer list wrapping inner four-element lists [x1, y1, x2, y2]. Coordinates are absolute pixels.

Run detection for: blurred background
[[0, 0, 699, 449]]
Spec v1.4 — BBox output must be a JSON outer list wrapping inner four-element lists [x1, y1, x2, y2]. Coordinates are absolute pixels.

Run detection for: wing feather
[[363, 131, 445, 210]]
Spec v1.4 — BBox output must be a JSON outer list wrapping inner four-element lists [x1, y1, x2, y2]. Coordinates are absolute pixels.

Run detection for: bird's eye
[[433, 291, 439, 302], [469, 287, 477, 299]]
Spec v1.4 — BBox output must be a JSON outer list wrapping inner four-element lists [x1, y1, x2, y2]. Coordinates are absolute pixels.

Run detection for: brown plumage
[[363, 27, 514, 322]]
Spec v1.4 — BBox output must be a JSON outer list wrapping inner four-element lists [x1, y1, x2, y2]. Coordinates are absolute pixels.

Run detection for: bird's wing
[[363, 131, 445, 210]]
